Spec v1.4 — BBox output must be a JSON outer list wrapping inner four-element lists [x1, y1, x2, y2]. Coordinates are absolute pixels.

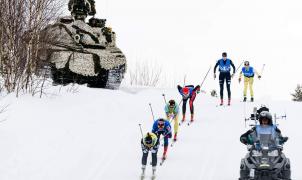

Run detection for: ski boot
[[220, 99, 223, 106], [251, 97, 254, 102], [228, 98, 231, 106], [243, 97, 247, 102], [173, 133, 177, 141], [162, 146, 168, 160], [190, 114, 194, 122], [151, 166, 156, 179], [141, 165, 146, 179], [181, 114, 185, 123]]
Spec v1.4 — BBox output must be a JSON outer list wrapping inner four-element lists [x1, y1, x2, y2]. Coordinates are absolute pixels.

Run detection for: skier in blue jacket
[[214, 52, 236, 106], [152, 118, 172, 160]]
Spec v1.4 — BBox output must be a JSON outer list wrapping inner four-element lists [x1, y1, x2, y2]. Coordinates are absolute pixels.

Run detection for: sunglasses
[[158, 123, 164, 128]]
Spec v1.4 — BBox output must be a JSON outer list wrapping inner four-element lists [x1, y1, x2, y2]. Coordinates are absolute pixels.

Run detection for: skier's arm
[[213, 61, 219, 74], [240, 128, 255, 145], [254, 69, 261, 78], [164, 105, 169, 114], [163, 122, 172, 137], [152, 122, 157, 134], [193, 85, 201, 92], [230, 60, 236, 74], [238, 69, 243, 82], [174, 105, 179, 115], [177, 85, 183, 96]]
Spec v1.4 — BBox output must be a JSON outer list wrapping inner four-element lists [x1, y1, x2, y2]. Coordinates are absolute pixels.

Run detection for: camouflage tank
[[45, 0, 126, 88]]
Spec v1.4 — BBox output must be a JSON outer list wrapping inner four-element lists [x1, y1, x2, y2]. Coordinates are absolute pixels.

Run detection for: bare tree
[[129, 61, 162, 87], [0, 0, 65, 95]]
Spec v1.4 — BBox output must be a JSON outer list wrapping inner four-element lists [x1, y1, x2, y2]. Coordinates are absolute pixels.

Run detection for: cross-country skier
[[238, 61, 261, 102], [164, 99, 179, 141], [152, 118, 172, 160], [214, 52, 236, 106], [177, 85, 200, 122], [141, 132, 159, 178]]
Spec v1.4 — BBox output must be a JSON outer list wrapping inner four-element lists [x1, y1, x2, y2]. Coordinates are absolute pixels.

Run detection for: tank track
[[106, 64, 126, 89]]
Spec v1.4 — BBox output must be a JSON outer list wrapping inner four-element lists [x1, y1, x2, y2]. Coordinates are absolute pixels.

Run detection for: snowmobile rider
[[164, 99, 179, 141], [240, 111, 288, 147], [141, 132, 159, 176], [239, 61, 261, 102], [177, 85, 200, 122], [214, 52, 236, 106], [152, 118, 172, 160]]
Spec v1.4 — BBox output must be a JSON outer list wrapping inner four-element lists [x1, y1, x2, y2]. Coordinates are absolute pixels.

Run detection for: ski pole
[[235, 60, 244, 74], [162, 94, 167, 104], [138, 124, 144, 139], [149, 103, 155, 121], [183, 74, 186, 86], [200, 66, 211, 88], [178, 99, 183, 106], [260, 64, 265, 76]]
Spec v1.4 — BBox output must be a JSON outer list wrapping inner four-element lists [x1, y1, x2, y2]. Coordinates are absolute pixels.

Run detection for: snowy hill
[[0, 86, 301, 180]]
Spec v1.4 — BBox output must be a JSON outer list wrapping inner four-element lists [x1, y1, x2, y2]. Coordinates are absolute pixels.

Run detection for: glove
[[255, 141, 261, 150], [279, 137, 288, 144], [197, 90, 200, 94], [258, 75, 261, 79], [240, 137, 247, 144], [168, 114, 174, 119], [238, 77, 241, 83], [231, 73, 235, 78]]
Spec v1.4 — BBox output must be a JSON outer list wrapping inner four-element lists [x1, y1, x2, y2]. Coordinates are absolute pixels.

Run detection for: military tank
[[45, 0, 126, 88]]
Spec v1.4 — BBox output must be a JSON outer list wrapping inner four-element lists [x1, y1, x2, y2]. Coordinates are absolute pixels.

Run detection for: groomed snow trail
[[0, 86, 300, 180]]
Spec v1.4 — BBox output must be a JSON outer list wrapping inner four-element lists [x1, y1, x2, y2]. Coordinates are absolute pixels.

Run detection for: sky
[[88, 0, 302, 100]]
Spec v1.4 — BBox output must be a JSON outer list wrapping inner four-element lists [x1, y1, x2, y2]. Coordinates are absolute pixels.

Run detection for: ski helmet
[[222, 52, 227, 57], [259, 111, 273, 125], [144, 133, 153, 145], [244, 61, 250, 66], [183, 87, 189, 95], [169, 99, 175, 107], [257, 105, 269, 114]]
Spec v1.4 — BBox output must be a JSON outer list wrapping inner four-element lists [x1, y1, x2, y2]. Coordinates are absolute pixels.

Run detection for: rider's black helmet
[[259, 111, 273, 125]]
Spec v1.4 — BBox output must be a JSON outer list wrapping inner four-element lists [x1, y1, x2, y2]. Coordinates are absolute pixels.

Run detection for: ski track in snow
[[0, 86, 301, 180]]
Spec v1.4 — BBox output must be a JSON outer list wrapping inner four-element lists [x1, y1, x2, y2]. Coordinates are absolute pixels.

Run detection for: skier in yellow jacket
[[164, 100, 179, 141], [239, 61, 261, 102]]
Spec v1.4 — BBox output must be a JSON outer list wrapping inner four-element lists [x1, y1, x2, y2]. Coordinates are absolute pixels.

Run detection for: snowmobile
[[239, 107, 291, 180]]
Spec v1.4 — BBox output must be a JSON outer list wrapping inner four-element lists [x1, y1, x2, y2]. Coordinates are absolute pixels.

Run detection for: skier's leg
[[182, 99, 188, 121], [249, 77, 254, 98], [226, 73, 231, 104], [189, 93, 196, 121], [243, 77, 248, 98], [173, 115, 179, 140], [142, 152, 148, 166], [163, 137, 169, 159], [219, 73, 224, 100], [151, 151, 158, 166]]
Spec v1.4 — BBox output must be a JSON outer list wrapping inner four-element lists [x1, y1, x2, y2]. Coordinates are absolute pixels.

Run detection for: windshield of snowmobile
[[259, 134, 272, 149]]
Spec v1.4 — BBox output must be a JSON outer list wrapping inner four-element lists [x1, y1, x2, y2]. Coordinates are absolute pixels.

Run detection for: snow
[[0, 85, 301, 180]]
